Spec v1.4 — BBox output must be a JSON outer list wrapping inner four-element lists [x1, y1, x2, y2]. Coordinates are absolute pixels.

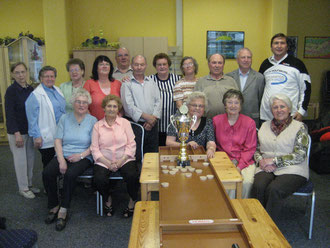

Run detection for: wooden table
[[140, 152, 243, 200], [128, 200, 291, 248]]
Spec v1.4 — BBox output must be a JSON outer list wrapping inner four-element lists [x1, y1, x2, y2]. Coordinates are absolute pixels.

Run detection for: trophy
[[170, 104, 197, 167]]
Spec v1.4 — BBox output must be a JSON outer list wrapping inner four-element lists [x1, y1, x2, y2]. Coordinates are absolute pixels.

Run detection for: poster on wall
[[287, 36, 298, 57], [206, 31, 244, 59], [304, 37, 330, 59]]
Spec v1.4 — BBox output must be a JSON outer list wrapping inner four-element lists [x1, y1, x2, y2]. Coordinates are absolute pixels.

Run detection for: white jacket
[[32, 84, 64, 149]]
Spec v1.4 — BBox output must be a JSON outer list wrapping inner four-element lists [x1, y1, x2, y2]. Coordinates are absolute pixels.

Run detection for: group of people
[[5, 56, 139, 231], [5, 32, 311, 230]]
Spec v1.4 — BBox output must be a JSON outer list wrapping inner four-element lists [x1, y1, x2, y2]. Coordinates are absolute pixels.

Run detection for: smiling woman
[[252, 93, 309, 220], [91, 94, 139, 218], [25, 66, 66, 171], [42, 88, 97, 231], [166, 91, 216, 159], [150, 53, 181, 146], [60, 58, 86, 112], [5, 62, 36, 199], [173, 56, 199, 109], [83, 55, 122, 120], [213, 89, 257, 199]]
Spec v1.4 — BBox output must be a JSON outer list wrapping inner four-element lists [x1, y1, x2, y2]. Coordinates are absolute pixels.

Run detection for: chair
[[78, 121, 144, 215], [97, 121, 144, 216], [292, 135, 315, 239]]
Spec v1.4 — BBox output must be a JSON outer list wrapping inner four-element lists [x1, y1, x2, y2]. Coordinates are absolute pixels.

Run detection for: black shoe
[[45, 210, 58, 224], [123, 207, 134, 218], [104, 204, 114, 217], [0, 217, 6, 230], [55, 216, 67, 231]]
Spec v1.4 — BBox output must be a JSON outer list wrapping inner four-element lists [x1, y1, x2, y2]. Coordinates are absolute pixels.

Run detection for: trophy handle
[[170, 115, 178, 133], [190, 115, 197, 130]]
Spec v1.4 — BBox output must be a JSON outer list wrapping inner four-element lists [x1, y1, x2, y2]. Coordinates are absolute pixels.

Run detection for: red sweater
[[84, 79, 121, 120]]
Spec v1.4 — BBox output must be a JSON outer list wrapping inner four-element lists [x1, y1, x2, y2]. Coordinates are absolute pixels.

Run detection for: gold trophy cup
[[170, 105, 197, 167]]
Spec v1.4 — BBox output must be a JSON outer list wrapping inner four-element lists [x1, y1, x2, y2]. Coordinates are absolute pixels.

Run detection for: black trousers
[[93, 161, 140, 202], [251, 172, 307, 220], [39, 148, 56, 169], [158, 132, 167, 147], [144, 124, 159, 153], [124, 116, 159, 153], [42, 157, 91, 209]]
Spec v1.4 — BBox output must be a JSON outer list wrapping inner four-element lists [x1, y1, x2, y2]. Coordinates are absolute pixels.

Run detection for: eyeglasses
[[189, 104, 205, 109], [182, 63, 194, 68], [74, 100, 89, 105]]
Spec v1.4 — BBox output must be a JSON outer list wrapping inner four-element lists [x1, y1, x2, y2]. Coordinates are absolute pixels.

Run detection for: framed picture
[[304, 37, 330, 59], [206, 31, 244, 59], [287, 36, 298, 57]]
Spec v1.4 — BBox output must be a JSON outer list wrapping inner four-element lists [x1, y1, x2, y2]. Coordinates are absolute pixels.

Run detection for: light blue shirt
[[55, 112, 97, 161], [25, 84, 66, 138], [239, 69, 250, 91], [121, 76, 161, 122]]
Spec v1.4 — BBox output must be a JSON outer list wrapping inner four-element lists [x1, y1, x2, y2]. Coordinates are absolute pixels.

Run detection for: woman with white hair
[[166, 91, 216, 158], [251, 93, 309, 220], [42, 88, 97, 231]]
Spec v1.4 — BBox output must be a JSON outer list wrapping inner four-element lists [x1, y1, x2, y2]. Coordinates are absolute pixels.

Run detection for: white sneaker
[[19, 190, 35, 199], [29, 187, 40, 194]]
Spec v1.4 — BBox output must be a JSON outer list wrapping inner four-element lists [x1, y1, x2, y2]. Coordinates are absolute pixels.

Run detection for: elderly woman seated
[[213, 89, 257, 199], [42, 88, 97, 231], [166, 91, 216, 158], [251, 93, 309, 220], [91, 95, 139, 218]]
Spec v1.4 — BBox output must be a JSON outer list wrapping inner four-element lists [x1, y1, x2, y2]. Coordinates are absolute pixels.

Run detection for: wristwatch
[[80, 153, 84, 160]]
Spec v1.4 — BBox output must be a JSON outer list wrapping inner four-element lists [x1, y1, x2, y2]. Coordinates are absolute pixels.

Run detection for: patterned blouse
[[254, 124, 309, 168], [167, 117, 215, 148]]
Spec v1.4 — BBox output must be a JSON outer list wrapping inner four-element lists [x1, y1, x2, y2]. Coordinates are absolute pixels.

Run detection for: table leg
[[236, 182, 242, 199], [141, 184, 148, 201]]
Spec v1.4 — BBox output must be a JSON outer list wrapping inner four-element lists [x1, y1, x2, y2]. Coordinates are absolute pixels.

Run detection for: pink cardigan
[[91, 117, 136, 169], [213, 113, 257, 170]]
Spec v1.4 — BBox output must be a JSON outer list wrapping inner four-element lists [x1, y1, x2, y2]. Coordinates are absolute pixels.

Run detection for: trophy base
[[177, 159, 190, 167]]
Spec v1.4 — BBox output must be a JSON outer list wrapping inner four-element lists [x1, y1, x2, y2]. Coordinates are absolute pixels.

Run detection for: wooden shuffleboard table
[[129, 146, 291, 247], [158, 146, 251, 247]]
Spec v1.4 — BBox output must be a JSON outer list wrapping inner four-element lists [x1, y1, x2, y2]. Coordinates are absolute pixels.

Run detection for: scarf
[[271, 116, 292, 136]]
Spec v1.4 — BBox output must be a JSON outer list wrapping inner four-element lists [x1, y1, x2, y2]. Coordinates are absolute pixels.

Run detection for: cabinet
[[73, 37, 168, 78], [119, 37, 168, 76], [0, 37, 46, 143]]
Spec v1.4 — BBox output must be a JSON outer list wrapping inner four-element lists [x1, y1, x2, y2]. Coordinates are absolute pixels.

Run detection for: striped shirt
[[173, 78, 197, 102], [150, 73, 180, 132]]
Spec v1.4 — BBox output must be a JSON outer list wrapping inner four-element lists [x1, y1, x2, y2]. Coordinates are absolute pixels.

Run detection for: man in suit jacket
[[227, 48, 265, 127]]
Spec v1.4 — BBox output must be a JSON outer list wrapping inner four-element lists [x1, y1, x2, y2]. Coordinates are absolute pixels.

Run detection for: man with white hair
[[194, 53, 238, 119], [113, 47, 133, 82], [227, 48, 265, 127], [121, 55, 161, 153]]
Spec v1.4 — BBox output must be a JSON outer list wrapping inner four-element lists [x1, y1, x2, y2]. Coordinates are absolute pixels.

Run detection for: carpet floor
[[0, 145, 329, 248]]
